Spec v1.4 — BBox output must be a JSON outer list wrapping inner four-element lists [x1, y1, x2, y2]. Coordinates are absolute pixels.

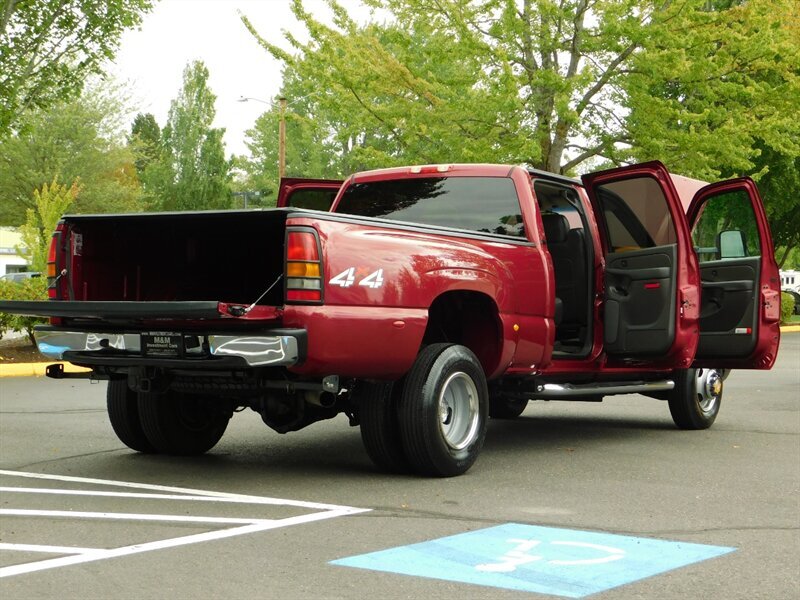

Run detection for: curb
[[0, 362, 90, 378], [2, 325, 799, 378]]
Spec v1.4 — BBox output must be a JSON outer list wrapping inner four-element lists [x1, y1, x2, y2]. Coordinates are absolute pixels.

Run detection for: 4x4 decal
[[329, 268, 384, 289]]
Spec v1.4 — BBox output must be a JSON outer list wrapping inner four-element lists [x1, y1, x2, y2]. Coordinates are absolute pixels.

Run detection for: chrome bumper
[[35, 330, 301, 367]]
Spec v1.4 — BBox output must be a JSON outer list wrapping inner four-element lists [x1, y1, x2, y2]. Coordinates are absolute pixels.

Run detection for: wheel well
[[422, 291, 503, 375]]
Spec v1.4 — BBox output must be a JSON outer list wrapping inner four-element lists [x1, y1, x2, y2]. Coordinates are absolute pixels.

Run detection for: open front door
[[277, 178, 343, 210], [687, 178, 781, 369], [582, 161, 700, 367]]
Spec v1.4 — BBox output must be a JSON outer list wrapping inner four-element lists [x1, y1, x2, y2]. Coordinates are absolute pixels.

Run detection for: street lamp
[[238, 96, 287, 179]]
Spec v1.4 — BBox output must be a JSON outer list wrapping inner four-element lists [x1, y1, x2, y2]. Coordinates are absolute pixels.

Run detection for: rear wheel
[[398, 344, 488, 477], [668, 367, 723, 430], [138, 390, 230, 455], [489, 396, 528, 419], [106, 379, 156, 453], [357, 380, 409, 473]]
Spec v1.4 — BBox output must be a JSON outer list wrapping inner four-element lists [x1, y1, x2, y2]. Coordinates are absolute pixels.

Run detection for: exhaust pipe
[[305, 390, 337, 408]]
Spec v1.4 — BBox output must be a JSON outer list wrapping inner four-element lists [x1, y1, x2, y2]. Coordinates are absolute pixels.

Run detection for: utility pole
[[278, 97, 287, 180]]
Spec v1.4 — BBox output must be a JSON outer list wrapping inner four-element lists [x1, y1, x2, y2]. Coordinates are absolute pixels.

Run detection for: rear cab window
[[335, 177, 526, 239]]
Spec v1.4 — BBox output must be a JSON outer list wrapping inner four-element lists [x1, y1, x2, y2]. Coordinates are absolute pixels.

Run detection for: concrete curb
[[1, 325, 799, 378], [0, 362, 90, 378]]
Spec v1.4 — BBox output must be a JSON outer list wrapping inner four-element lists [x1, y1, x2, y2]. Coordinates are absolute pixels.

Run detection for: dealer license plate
[[142, 332, 183, 357]]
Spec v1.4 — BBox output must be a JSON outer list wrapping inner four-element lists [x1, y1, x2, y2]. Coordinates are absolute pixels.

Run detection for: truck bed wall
[[64, 210, 288, 306]]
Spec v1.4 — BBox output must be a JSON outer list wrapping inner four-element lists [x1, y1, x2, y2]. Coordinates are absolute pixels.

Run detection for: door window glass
[[691, 190, 760, 262], [596, 177, 677, 251]]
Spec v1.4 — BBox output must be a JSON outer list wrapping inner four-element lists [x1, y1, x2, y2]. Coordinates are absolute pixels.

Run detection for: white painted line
[[0, 543, 98, 555], [0, 509, 273, 525], [0, 469, 352, 511], [0, 470, 370, 579], [0, 486, 319, 506]]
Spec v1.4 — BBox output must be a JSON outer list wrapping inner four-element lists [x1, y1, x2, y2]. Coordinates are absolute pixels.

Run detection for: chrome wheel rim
[[695, 368, 723, 415], [438, 372, 480, 450]]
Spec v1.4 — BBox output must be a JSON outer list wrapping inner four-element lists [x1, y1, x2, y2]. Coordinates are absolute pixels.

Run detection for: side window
[[596, 177, 677, 251], [287, 189, 338, 211], [691, 190, 760, 262]]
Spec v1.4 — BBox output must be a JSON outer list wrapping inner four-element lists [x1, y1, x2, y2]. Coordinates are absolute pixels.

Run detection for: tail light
[[285, 228, 323, 304], [46, 226, 64, 300]]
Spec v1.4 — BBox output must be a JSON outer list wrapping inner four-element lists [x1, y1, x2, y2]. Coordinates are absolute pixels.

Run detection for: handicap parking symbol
[[331, 523, 735, 598]]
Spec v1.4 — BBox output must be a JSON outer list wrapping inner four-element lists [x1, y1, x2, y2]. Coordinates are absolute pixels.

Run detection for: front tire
[[138, 390, 230, 455], [357, 380, 409, 473], [398, 344, 488, 477], [107, 379, 156, 453], [668, 367, 723, 430]]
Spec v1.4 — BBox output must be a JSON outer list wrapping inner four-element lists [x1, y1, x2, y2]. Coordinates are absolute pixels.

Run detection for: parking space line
[[0, 544, 98, 555], [0, 470, 370, 579]]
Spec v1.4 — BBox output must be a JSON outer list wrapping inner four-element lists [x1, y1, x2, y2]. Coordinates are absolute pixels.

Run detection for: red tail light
[[46, 227, 64, 300], [285, 228, 323, 304]]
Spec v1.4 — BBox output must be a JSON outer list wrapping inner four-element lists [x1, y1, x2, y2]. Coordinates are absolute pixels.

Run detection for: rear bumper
[[34, 327, 306, 368]]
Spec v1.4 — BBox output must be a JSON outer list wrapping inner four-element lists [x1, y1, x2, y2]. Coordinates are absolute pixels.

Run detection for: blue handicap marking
[[331, 523, 735, 598]]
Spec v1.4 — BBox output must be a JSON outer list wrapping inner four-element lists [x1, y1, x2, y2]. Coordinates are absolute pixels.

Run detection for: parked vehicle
[[0, 271, 41, 283], [0, 162, 780, 476]]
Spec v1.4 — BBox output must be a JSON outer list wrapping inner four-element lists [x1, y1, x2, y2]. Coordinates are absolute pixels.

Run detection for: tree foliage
[[18, 178, 79, 272], [143, 61, 232, 211], [0, 81, 144, 225], [128, 112, 161, 176], [0, 0, 154, 138], [242, 0, 799, 256]]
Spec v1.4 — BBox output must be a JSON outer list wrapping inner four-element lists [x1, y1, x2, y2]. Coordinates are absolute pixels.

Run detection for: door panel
[[604, 245, 677, 354], [582, 161, 700, 367], [697, 258, 759, 357], [688, 179, 781, 368]]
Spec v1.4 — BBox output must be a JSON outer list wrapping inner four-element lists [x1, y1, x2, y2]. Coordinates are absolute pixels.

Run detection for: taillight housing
[[46, 226, 64, 300], [285, 228, 323, 304]]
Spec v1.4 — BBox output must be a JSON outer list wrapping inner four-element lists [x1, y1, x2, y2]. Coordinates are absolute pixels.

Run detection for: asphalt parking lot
[[1, 334, 798, 599]]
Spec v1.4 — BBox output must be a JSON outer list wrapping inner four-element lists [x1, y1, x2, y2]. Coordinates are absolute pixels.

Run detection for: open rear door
[[582, 161, 700, 368], [687, 178, 781, 369], [277, 177, 343, 210]]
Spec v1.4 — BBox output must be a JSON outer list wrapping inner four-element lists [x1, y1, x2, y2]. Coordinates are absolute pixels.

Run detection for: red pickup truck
[[0, 162, 781, 476]]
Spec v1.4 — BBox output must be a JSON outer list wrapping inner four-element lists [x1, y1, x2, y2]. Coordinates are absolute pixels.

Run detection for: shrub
[[0, 277, 48, 345], [781, 291, 795, 324]]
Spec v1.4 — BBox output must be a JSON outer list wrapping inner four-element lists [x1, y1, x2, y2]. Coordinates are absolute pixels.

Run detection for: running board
[[531, 380, 675, 399]]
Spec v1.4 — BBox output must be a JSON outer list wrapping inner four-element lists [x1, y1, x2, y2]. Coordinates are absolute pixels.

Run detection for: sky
[[108, 0, 367, 157]]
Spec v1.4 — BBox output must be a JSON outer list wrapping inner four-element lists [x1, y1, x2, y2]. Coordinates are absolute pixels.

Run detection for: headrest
[[541, 213, 569, 244]]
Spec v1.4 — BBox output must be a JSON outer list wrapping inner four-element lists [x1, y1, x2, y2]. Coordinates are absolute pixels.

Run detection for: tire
[[106, 379, 157, 453], [668, 367, 723, 430], [398, 343, 488, 477], [138, 390, 230, 455], [489, 396, 528, 419], [357, 380, 410, 473]]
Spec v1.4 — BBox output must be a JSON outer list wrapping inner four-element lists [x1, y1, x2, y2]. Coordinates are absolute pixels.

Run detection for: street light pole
[[278, 97, 286, 180], [238, 95, 287, 180]]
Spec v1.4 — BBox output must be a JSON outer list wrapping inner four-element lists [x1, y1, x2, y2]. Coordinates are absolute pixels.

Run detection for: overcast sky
[[108, 0, 367, 157]]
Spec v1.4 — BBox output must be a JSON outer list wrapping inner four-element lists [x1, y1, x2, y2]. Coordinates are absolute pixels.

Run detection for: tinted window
[[596, 177, 676, 250], [336, 177, 525, 238], [288, 189, 338, 211]]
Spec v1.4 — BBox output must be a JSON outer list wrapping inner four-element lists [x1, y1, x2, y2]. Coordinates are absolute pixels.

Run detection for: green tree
[[145, 61, 232, 211], [128, 112, 161, 176], [625, 0, 800, 261], [0, 0, 154, 138], [17, 178, 79, 272], [0, 81, 144, 225]]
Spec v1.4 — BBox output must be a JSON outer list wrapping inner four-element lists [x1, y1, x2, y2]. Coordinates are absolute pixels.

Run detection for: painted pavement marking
[[0, 470, 370, 578], [331, 523, 736, 598]]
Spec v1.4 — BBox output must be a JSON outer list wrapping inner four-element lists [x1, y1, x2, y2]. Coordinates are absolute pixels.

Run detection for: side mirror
[[717, 229, 746, 259]]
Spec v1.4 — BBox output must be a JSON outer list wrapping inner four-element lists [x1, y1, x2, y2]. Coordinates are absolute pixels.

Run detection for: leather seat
[[541, 213, 588, 331]]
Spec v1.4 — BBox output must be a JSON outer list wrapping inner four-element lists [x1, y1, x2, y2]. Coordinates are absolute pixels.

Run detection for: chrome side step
[[531, 380, 675, 399]]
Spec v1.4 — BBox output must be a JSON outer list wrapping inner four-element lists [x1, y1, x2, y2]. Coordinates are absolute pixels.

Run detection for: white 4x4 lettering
[[329, 267, 385, 289]]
